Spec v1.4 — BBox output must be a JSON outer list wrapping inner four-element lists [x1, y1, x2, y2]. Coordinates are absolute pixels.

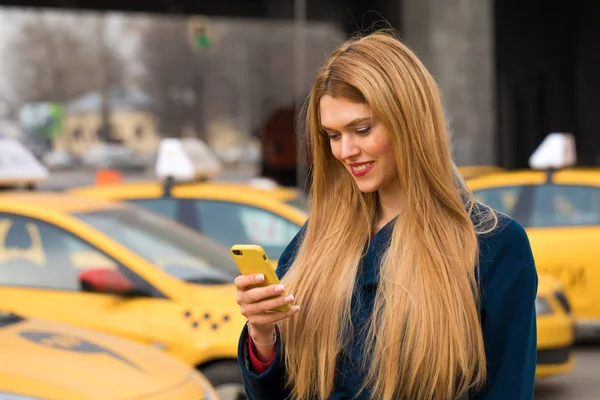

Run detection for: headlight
[[0, 394, 44, 400], [535, 297, 553, 315]]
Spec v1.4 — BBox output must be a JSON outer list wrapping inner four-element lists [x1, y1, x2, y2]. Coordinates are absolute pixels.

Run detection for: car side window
[[530, 185, 600, 227], [472, 186, 524, 216], [193, 200, 301, 260], [126, 198, 178, 219], [0, 214, 118, 290]]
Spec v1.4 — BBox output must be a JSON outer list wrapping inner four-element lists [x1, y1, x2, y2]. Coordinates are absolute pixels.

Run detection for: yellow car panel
[[552, 169, 600, 186], [528, 226, 600, 321], [0, 192, 124, 213], [457, 165, 506, 180], [535, 275, 575, 378], [0, 313, 215, 399], [71, 181, 164, 200], [72, 180, 305, 210], [0, 193, 248, 398], [467, 170, 549, 189], [467, 168, 600, 190], [467, 168, 600, 338]]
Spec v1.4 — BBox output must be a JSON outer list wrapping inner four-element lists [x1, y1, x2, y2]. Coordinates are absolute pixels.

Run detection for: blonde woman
[[235, 31, 537, 400]]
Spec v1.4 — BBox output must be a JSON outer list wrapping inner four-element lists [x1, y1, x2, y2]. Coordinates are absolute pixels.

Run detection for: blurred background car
[[0, 190, 247, 399], [71, 138, 309, 262], [0, 310, 218, 399], [467, 134, 600, 341]]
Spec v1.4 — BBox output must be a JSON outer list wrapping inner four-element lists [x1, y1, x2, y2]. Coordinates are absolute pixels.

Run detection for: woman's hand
[[235, 273, 300, 348]]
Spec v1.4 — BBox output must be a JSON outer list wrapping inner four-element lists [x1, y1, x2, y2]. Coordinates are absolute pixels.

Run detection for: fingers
[[234, 274, 301, 327], [234, 273, 266, 290], [235, 279, 286, 305], [246, 305, 301, 326], [244, 283, 286, 303], [240, 293, 296, 316]]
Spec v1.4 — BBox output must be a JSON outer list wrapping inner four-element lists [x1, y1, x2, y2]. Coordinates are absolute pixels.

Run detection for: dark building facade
[[2, 0, 598, 168], [403, 0, 600, 168]]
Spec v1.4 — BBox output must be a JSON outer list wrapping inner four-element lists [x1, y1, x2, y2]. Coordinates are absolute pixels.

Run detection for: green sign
[[188, 17, 213, 50], [19, 102, 65, 140], [194, 28, 212, 49]]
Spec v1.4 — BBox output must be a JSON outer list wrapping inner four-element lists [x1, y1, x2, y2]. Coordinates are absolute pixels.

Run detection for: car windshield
[[73, 207, 239, 284]]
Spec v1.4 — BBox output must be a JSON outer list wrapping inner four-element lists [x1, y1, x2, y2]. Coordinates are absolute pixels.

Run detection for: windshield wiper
[[0, 312, 24, 327]]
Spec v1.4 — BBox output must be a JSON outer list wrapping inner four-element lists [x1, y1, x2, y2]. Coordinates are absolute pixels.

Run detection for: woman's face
[[320, 95, 398, 194]]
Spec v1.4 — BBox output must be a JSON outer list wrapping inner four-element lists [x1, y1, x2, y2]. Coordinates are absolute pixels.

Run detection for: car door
[[0, 213, 158, 346], [524, 184, 600, 323]]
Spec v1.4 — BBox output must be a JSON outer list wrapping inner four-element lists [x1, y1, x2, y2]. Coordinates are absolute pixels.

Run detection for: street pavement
[[534, 344, 600, 399]]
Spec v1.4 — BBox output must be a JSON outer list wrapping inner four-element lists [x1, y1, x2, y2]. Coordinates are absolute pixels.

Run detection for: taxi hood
[[0, 316, 198, 400]]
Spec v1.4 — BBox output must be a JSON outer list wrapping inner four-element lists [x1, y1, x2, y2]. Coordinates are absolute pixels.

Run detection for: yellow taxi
[[467, 133, 600, 340], [0, 311, 218, 399], [71, 138, 309, 262], [0, 188, 246, 399]]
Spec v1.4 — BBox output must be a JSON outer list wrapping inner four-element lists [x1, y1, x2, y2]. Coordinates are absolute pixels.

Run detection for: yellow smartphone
[[230, 244, 291, 313]]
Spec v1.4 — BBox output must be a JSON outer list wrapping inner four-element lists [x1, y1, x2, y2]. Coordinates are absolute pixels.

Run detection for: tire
[[200, 360, 246, 400]]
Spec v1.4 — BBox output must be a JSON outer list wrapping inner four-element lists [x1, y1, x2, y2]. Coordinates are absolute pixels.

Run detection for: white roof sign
[[0, 138, 49, 186], [247, 177, 279, 190], [528, 133, 577, 170], [155, 138, 223, 181]]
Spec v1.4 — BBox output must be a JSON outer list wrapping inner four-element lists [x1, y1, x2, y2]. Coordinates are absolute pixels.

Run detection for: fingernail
[[274, 284, 285, 293], [291, 305, 300, 312], [255, 274, 264, 281], [284, 295, 294, 303]]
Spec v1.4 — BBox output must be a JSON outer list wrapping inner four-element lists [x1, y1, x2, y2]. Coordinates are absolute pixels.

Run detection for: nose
[[339, 135, 360, 160]]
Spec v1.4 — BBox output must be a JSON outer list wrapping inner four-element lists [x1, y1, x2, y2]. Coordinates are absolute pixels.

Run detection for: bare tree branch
[[3, 13, 126, 104]]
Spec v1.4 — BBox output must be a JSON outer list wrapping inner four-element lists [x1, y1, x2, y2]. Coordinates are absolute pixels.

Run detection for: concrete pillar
[[401, 0, 496, 166]]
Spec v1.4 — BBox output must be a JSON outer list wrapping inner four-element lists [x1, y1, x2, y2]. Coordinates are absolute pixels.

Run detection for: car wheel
[[200, 360, 246, 400]]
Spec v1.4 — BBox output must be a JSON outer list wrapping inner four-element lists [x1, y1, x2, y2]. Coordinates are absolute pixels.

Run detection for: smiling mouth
[[350, 161, 375, 176]]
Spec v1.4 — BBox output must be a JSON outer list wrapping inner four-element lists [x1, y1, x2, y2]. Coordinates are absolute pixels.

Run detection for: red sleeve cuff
[[248, 334, 276, 374]]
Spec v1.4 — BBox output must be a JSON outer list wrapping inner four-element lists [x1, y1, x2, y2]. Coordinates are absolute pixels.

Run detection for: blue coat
[[238, 212, 538, 399]]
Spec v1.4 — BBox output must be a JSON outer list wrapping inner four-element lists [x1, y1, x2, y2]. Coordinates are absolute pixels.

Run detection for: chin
[[355, 180, 380, 193]]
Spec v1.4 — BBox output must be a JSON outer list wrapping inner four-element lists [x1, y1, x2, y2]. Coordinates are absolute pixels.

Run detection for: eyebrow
[[321, 117, 373, 132]]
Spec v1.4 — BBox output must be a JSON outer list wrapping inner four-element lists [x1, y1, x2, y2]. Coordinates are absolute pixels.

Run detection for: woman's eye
[[356, 126, 371, 135], [326, 132, 340, 140]]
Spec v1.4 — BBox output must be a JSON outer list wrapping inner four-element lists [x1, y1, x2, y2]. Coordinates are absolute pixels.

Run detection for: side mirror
[[78, 268, 145, 296]]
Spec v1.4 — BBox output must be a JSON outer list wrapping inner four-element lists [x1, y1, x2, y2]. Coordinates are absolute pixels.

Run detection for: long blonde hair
[[279, 31, 497, 400]]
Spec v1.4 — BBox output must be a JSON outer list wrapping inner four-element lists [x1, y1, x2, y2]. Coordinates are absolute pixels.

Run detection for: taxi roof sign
[[155, 138, 222, 182], [0, 138, 49, 186], [248, 177, 279, 190], [528, 133, 577, 170]]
